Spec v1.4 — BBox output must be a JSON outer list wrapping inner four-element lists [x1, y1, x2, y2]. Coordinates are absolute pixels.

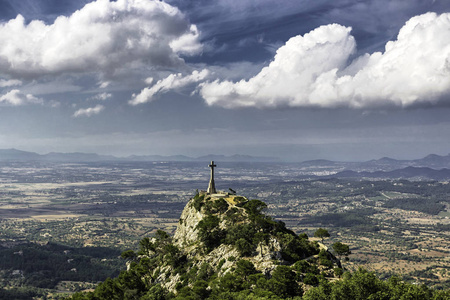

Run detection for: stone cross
[[207, 161, 217, 194]]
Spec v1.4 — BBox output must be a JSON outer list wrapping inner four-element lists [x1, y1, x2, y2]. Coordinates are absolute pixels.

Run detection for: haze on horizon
[[0, 0, 450, 162]]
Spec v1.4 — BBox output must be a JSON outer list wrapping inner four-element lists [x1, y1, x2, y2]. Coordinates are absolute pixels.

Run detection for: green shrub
[[235, 238, 253, 256], [318, 250, 333, 268], [192, 194, 205, 211], [304, 273, 319, 286], [217, 258, 226, 269], [334, 267, 344, 277]]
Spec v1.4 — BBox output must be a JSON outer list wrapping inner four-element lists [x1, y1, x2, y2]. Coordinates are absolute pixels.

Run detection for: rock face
[[101, 189, 345, 300], [173, 199, 204, 248], [173, 191, 246, 249], [140, 191, 338, 294], [172, 192, 287, 277]]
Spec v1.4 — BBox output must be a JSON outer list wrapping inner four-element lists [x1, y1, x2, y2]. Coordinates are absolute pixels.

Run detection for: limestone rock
[[172, 192, 287, 276], [143, 191, 335, 294], [173, 199, 204, 248]]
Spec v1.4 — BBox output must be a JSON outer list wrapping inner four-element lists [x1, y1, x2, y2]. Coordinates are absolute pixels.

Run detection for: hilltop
[[69, 189, 449, 299], [172, 191, 327, 282], [69, 190, 343, 299]]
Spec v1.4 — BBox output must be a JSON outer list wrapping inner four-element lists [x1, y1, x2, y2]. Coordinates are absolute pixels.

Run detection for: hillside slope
[[69, 192, 449, 300]]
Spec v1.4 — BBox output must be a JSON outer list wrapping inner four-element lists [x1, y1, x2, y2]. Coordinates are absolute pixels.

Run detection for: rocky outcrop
[[88, 186, 347, 300], [173, 199, 205, 248], [141, 191, 338, 294], [172, 192, 286, 277], [173, 191, 245, 248]]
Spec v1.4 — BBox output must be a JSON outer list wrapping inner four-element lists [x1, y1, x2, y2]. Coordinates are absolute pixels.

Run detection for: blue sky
[[0, 0, 450, 161]]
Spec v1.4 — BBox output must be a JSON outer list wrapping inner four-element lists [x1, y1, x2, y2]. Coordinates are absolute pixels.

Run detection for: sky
[[0, 0, 450, 162]]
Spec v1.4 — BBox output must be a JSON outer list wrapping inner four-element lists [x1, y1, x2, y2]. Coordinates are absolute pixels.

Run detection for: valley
[[0, 160, 449, 298]]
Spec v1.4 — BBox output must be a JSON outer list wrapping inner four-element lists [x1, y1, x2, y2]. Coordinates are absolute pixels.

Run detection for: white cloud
[[0, 89, 43, 106], [98, 81, 111, 89], [169, 24, 202, 55], [0, 0, 202, 78], [0, 79, 22, 87], [73, 104, 105, 117], [90, 92, 112, 101], [200, 12, 450, 109], [129, 69, 209, 105]]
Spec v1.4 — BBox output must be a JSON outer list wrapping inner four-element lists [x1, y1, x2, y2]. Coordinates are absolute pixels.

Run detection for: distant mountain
[[0, 148, 41, 161], [333, 166, 450, 181], [0, 149, 117, 162], [0, 149, 279, 163], [42, 152, 116, 162], [125, 154, 192, 162], [194, 154, 279, 162], [354, 157, 408, 171], [357, 153, 450, 171], [298, 159, 338, 167], [300, 153, 450, 172], [125, 154, 279, 162], [413, 153, 450, 168], [2, 148, 450, 167]]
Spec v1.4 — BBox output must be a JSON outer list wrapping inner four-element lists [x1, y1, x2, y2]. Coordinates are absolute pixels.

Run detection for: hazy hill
[[298, 159, 338, 167], [43, 152, 116, 162], [0, 148, 277, 163], [333, 166, 450, 180], [0, 149, 114, 162], [126, 154, 192, 161], [3, 148, 450, 180], [0, 148, 41, 161], [358, 153, 450, 170], [2, 148, 450, 167], [297, 153, 450, 176], [414, 153, 450, 168], [195, 154, 279, 162]]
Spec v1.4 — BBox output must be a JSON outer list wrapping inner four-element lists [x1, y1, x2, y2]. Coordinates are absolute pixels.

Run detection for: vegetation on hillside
[[195, 195, 319, 260], [68, 195, 449, 300], [0, 242, 123, 299], [68, 232, 449, 300]]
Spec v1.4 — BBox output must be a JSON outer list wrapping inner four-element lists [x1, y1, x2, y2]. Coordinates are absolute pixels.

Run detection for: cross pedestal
[[207, 161, 216, 194]]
